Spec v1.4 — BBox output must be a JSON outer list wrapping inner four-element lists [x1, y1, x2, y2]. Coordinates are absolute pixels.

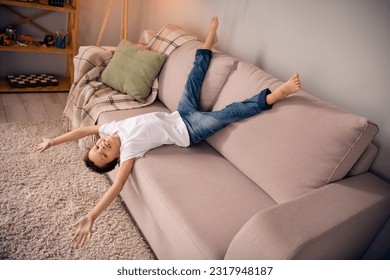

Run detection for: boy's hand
[[71, 215, 94, 248], [34, 138, 51, 153]]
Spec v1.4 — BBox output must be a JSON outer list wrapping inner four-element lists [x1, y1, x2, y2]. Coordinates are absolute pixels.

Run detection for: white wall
[[135, 0, 390, 182], [77, 0, 143, 46]]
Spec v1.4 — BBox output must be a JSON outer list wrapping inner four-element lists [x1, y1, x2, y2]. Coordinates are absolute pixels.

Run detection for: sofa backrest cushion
[[207, 61, 378, 203], [158, 41, 238, 112], [348, 143, 378, 177]]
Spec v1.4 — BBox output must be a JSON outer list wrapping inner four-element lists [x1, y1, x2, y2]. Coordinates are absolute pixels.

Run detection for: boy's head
[[84, 136, 120, 174]]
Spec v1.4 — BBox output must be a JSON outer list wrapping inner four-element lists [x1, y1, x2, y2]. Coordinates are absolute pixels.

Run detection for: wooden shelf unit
[[0, 41, 74, 54], [0, 0, 79, 93], [0, 0, 77, 12]]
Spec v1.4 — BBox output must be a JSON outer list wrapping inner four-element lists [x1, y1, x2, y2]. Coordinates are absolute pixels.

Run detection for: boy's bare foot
[[266, 73, 301, 105], [279, 73, 301, 97], [203, 16, 219, 49]]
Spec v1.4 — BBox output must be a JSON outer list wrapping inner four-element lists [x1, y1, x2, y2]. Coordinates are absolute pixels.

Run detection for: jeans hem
[[259, 88, 273, 110]]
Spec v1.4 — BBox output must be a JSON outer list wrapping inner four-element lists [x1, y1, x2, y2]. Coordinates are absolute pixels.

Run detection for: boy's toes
[[292, 73, 301, 86]]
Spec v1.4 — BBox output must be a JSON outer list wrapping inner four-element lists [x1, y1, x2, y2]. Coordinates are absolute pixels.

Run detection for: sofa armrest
[[225, 173, 390, 260]]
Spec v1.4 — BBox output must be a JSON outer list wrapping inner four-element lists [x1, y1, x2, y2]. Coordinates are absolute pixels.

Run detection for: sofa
[[75, 39, 390, 260]]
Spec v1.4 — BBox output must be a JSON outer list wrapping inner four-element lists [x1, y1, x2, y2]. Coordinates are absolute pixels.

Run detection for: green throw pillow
[[101, 40, 167, 102]]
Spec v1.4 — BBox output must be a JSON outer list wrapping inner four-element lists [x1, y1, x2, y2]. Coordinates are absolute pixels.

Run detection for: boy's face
[[88, 136, 120, 167]]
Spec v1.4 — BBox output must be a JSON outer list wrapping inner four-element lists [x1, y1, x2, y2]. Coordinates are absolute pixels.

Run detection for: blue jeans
[[177, 49, 273, 145]]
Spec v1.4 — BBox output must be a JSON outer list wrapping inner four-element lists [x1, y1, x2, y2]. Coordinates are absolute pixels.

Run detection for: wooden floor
[[0, 92, 68, 123]]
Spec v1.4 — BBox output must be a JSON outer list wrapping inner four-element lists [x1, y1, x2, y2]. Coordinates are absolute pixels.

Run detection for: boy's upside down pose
[[35, 17, 301, 248]]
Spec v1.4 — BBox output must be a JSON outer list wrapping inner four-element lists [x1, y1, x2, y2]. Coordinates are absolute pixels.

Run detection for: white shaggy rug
[[0, 120, 155, 260]]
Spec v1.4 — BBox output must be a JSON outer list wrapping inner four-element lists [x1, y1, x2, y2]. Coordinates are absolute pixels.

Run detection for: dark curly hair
[[83, 151, 119, 174]]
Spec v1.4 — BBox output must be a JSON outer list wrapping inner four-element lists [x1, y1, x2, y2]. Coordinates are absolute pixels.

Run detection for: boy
[[35, 17, 301, 248]]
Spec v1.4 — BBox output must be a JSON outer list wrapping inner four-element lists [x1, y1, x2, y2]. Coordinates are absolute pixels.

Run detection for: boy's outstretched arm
[[71, 158, 135, 248], [34, 125, 100, 153]]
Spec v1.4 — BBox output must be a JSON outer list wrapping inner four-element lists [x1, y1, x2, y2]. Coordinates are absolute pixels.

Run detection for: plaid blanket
[[63, 24, 198, 148]]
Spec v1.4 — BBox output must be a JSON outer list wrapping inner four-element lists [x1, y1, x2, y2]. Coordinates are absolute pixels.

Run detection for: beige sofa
[[85, 40, 390, 259]]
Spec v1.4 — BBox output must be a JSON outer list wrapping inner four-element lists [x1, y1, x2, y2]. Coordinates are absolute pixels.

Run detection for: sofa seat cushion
[[158, 40, 238, 112], [129, 143, 276, 259], [208, 61, 378, 203]]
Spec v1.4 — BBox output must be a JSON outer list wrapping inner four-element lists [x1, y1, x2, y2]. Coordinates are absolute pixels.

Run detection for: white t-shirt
[[99, 111, 190, 163]]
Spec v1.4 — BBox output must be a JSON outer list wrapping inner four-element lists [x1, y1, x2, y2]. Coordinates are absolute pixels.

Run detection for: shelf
[[0, 0, 76, 13], [0, 42, 73, 54], [0, 77, 71, 93], [0, 0, 79, 93]]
